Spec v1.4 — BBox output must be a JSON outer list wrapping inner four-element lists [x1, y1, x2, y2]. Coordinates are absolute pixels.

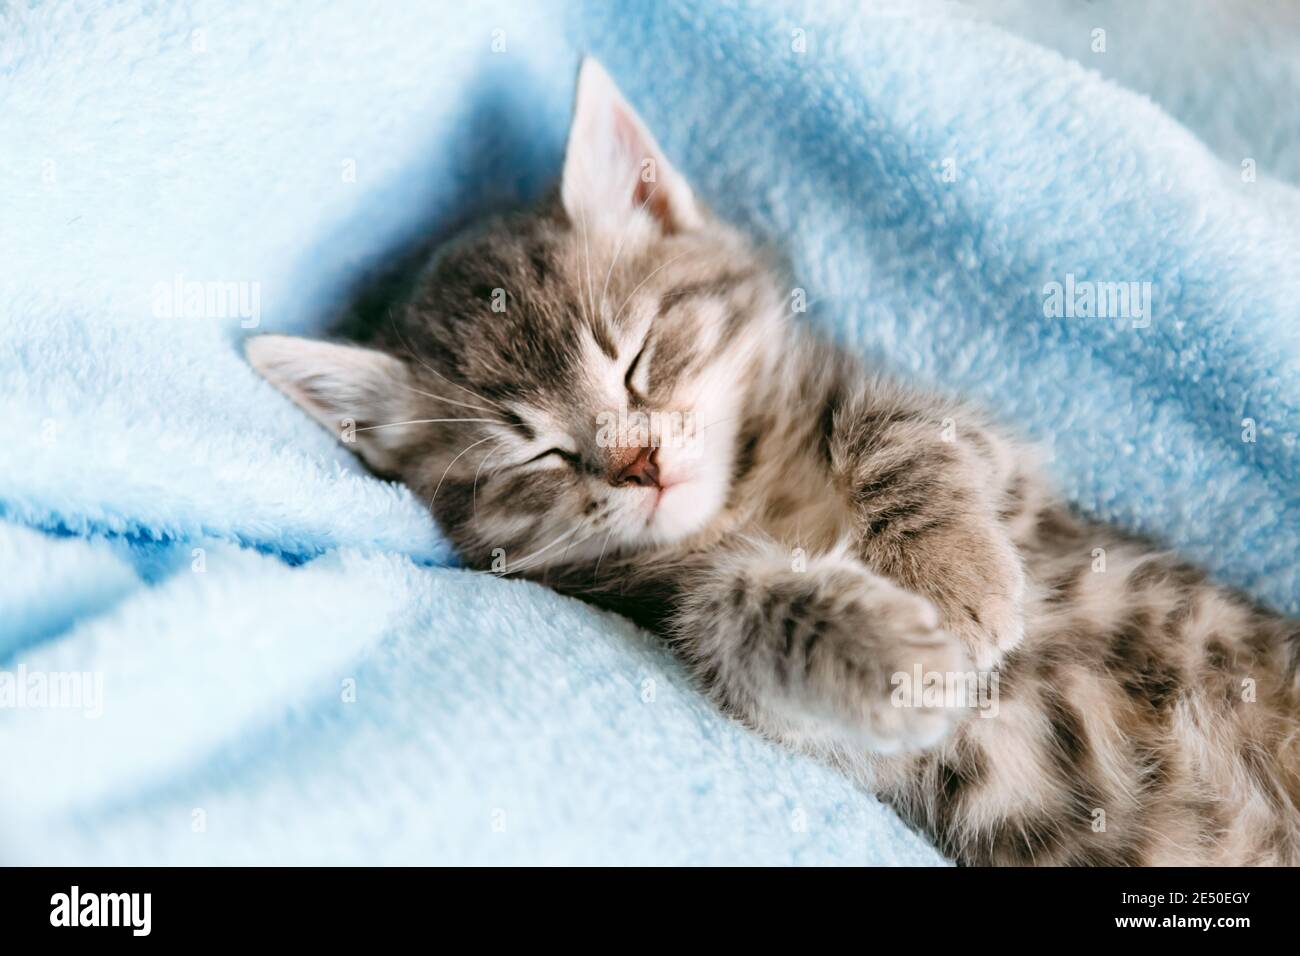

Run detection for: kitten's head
[[248, 59, 786, 572]]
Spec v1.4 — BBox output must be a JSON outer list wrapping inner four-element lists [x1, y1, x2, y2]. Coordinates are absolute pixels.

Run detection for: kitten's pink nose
[[614, 446, 660, 488]]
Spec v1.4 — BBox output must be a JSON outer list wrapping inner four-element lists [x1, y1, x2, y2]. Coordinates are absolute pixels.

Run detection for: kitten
[[248, 59, 1300, 865]]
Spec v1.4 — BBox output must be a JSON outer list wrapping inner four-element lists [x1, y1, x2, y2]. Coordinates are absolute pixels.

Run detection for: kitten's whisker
[[356, 418, 497, 431], [699, 414, 740, 431], [510, 523, 593, 574], [592, 527, 616, 582], [423, 366, 506, 413], [392, 379, 499, 415], [579, 206, 596, 331], [685, 334, 767, 412], [511, 526, 583, 572], [388, 309, 508, 412], [560, 528, 583, 566], [598, 177, 662, 315], [472, 440, 509, 517], [429, 434, 497, 511], [611, 251, 691, 327]]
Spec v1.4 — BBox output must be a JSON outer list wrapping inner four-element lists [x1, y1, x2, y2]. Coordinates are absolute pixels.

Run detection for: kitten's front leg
[[671, 545, 971, 754], [834, 400, 1028, 670]]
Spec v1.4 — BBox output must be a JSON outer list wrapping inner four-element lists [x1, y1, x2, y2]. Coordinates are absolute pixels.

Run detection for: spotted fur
[[248, 59, 1300, 865]]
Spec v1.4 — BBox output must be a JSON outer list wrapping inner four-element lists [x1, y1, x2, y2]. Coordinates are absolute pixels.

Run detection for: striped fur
[[248, 60, 1300, 865]]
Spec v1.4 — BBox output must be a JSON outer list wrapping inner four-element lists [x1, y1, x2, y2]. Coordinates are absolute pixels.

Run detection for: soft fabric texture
[[1, 0, 1297, 864]]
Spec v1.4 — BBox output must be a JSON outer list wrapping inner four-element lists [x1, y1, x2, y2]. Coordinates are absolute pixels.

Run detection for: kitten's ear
[[245, 335, 415, 473], [561, 57, 702, 237]]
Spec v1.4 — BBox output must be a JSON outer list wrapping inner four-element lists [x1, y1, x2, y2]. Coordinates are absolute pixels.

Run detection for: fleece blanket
[[2, 0, 1299, 865]]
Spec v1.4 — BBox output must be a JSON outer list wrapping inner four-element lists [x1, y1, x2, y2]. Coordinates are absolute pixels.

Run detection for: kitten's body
[[249, 60, 1300, 865], [529, 324, 1300, 865], [564, 332, 1300, 865]]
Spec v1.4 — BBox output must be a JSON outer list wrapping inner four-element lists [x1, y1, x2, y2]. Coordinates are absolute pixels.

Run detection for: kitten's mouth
[[643, 477, 687, 525]]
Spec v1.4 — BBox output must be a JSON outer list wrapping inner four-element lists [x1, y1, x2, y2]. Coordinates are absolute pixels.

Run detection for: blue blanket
[[3, 0, 1299, 865]]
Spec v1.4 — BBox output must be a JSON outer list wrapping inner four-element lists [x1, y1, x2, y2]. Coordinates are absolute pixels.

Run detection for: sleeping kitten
[[248, 59, 1300, 865]]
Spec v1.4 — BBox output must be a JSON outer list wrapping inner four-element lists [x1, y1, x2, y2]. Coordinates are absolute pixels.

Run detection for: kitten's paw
[[948, 555, 1026, 671], [808, 574, 973, 754], [956, 595, 1024, 671]]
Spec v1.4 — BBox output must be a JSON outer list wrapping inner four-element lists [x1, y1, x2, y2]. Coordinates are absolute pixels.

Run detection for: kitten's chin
[[645, 478, 726, 543]]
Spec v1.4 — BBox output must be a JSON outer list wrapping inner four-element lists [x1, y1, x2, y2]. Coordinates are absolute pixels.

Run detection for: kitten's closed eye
[[522, 447, 579, 468], [624, 341, 649, 401]]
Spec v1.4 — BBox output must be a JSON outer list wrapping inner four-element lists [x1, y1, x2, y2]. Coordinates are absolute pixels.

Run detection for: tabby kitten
[[248, 59, 1300, 865]]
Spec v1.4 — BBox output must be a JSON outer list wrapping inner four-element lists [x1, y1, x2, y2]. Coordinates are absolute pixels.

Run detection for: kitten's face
[[248, 59, 784, 572]]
